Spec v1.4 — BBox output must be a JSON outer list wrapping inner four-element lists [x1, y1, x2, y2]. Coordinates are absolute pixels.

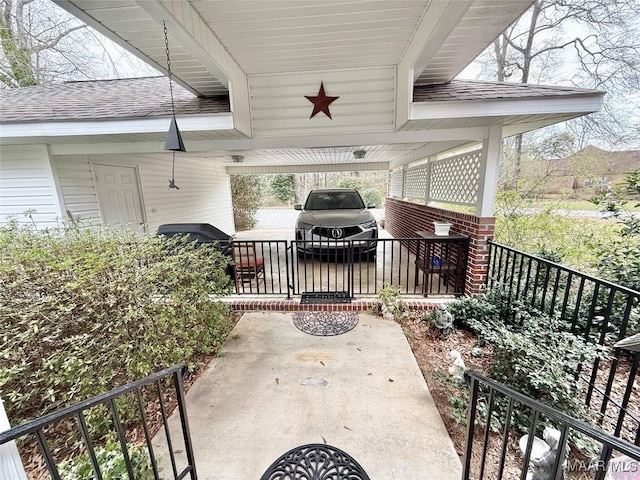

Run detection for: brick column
[[384, 197, 494, 295]]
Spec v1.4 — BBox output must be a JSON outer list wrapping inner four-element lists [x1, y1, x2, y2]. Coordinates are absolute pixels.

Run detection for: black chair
[[260, 443, 370, 480]]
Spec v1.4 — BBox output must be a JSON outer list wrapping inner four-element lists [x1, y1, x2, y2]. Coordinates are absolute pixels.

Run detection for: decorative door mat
[[293, 311, 359, 336], [300, 291, 352, 304]]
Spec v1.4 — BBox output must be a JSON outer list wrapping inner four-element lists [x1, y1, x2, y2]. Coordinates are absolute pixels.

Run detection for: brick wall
[[384, 198, 495, 295]]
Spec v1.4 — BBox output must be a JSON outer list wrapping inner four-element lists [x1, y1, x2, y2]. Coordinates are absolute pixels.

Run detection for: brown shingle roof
[[0, 77, 230, 123], [0, 77, 601, 124], [413, 80, 602, 102]]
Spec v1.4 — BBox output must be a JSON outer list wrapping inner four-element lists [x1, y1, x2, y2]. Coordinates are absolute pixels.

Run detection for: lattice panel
[[430, 150, 481, 205], [404, 164, 429, 200], [388, 169, 404, 198]]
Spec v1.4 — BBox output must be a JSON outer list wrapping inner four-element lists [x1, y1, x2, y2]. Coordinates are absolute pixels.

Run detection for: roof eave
[[0, 113, 235, 139], [410, 92, 605, 120]]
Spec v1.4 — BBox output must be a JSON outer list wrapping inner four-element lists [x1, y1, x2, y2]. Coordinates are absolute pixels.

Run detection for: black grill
[[313, 226, 361, 239]]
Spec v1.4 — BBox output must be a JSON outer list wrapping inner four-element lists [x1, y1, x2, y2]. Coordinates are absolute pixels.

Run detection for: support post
[[401, 165, 407, 200], [476, 124, 502, 216], [424, 158, 432, 205]]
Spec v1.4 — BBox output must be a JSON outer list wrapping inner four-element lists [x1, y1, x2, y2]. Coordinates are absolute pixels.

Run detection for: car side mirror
[[294, 204, 303, 210], [367, 203, 376, 209]]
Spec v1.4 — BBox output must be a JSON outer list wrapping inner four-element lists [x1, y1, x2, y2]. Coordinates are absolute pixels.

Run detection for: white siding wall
[[249, 67, 396, 137], [53, 153, 235, 234], [0, 145, 63, 227]]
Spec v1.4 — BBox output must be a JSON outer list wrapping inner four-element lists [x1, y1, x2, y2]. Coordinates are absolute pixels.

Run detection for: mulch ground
[[400, 311, 639, 480], [16, 311, 243, 480]]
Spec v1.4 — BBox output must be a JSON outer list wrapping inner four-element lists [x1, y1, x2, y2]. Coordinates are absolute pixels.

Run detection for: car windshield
[[304, 191, 365, 211]]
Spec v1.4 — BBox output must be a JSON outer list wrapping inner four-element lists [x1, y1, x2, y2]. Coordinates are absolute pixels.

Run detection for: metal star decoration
[[305, 82, 339, 119]]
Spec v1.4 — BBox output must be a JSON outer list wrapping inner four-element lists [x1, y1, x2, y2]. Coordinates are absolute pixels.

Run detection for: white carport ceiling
[[212, 143, 426, 166], [192, 0, 427, 75], [55, 0, 533, 96]]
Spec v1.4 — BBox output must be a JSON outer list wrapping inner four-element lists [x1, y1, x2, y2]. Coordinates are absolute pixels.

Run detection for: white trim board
[[47, 126, 491, 156], [0, 114, 234, 139], [410, 93, 604, 120]]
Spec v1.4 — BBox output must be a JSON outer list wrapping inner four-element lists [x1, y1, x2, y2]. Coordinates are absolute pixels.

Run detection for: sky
[[457, 6, 640, 151]]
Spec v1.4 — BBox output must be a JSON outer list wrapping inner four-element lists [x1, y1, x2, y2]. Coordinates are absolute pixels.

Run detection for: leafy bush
[[230, 175, 263, 230], [0, 223, 233, 426], [448, 289, 606, 425], [59, 440, 154, 480], [493, 189, 617, 273], [338, 176, 385, 206], [591, 170, 640, 290], [374, 283, 406, 318], [270, 174, 296, 205]]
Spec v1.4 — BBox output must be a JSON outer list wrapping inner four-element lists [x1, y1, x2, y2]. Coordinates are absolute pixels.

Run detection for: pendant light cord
[[164, 21, 180, 189], [163, 21, 176, 118]]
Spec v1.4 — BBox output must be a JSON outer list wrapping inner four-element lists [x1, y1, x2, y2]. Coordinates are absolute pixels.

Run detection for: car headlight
[[360, 220, 377, 230], [296, 221, 314, 231]]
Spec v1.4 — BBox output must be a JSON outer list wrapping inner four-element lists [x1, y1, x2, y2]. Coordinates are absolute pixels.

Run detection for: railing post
[[485, 240, 496, 288], [285, 240, 292, 299], [175, 367, 198, 480], [349, 240, 355, 298], [462, 372, 479, 480]]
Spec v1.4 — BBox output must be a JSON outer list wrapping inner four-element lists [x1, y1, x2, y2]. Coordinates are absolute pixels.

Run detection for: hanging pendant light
[[163, 21, 184, 189], [165, 116, 185, 152]]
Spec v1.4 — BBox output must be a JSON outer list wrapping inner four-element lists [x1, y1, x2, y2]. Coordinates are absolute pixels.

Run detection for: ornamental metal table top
[[292, 311, 358, 336], [260, 443, 371, 480]]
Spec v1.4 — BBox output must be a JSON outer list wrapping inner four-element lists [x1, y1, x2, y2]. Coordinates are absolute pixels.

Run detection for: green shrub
[[270, 174, 296, 205], [591, 170, 640, 291], [230, 175, 263, 230], [447, 289, 606, 426], [494, 189, 619, 274], [0, 223, 233, 426], [59, 440, 154, 480]]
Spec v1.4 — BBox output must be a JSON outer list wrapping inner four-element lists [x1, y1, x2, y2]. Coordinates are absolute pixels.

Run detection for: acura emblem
[[331, 228, 343, 239]]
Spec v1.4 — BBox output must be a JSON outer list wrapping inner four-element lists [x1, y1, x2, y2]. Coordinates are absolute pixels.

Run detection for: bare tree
[[0, 0, 156, 88], [472, 0, 640, 187]]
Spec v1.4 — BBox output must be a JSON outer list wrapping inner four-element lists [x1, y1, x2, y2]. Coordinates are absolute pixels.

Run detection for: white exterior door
[[93, 164, 146, 233]]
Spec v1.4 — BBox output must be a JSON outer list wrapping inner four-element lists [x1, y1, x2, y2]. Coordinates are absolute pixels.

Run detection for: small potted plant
[[376, 283, 405, 320]]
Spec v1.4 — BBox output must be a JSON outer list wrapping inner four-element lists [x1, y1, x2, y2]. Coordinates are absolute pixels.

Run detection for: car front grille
[[312, 226, 362, 239]]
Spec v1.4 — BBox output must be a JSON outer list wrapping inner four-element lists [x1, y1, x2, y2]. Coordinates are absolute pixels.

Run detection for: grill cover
[[157, 223, 233, 277], [157, 223, 231, 244]]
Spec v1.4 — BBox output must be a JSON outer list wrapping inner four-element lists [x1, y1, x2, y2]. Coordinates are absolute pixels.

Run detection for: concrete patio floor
[[153, 312, 461, 479]]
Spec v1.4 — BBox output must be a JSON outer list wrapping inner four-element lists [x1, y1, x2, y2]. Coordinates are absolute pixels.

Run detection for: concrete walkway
[[153, 312, 461, 479]]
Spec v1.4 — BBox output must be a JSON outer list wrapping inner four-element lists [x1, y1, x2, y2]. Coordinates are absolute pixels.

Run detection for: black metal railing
[[0, 365, 196, 480], [232, 240, 290, 296], [463, 371, 640, 480], [231, 237, 469, 298], [487, 241, 640, 443]]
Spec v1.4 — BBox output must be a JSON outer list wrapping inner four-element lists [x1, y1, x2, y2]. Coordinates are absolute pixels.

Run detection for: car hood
[[297, 209, 375, 227]]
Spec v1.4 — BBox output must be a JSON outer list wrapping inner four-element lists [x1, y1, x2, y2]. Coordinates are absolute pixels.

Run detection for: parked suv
[[294, 188, 378, 258]]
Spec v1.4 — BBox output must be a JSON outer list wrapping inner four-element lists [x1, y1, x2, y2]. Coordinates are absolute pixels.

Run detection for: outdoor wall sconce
[[231, 155, 244, 163], [353, 150, 366, 160]]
